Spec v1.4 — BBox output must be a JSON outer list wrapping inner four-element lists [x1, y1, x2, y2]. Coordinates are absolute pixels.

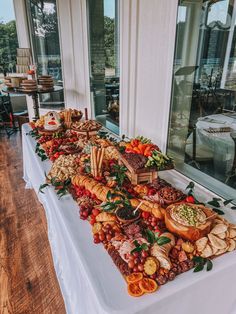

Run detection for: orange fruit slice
[[126, 272, 143, 283], [139, 278, 158, 293], [127, 282, 144, 297]]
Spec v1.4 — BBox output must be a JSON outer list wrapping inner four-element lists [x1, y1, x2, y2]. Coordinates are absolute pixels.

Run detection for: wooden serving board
[[117, 150, 158, 185], [71, 128, 101, 139]]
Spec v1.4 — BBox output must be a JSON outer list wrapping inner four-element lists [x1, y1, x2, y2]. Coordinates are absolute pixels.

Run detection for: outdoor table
[[22, 123, 236, 314], [2, 86, 63, 121], [195, 113, 236, 180]]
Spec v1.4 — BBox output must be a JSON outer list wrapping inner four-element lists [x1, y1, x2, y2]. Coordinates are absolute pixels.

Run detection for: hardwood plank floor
[[0, 131, 66, 314]]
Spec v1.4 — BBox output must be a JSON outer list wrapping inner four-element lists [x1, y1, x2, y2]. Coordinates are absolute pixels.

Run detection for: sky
[[104, 0, 115, 18], [0, 0, 15, 23], [177, 1, 229, 25]]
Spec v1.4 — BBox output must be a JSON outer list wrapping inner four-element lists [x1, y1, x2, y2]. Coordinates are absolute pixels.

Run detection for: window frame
[[167, 0, 236, 205]]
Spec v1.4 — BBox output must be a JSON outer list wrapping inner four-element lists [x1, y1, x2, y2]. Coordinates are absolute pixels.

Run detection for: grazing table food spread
[[22, 109, 236, 314]]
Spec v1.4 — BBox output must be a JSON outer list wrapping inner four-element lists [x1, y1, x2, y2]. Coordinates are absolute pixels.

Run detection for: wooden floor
[[0, 131, 65, 314]]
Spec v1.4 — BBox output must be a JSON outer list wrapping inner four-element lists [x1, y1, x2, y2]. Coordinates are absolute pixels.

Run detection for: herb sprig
[[193, 256, 213, 272], [26, 129, 41, 140], [101, 190, 131, 212], [110, 164, 128, 187], [35, 143, 48, 161], [131, 240, 148, 254], [39, 177, 71, 198], [185, 181, 235, 215], [143, 229, 171, 246]]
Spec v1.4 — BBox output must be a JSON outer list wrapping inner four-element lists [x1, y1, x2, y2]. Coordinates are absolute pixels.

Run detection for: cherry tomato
[[128, 254, 134, 261], [142, 211, 150, 219], [85, 190, 91, 197], [138, 264, 144, 272], [132, 252, 139, 258], [94, 238, 101, 244], [133, 266, 139, 272], [92, 208, 100, 217], [99, 233, 105, 242], [150, 273, 157, 280], [94, 176, 103, 181], [106, 234, 112, 241], [148, 188, 156, 196], [141, 251, 149, 258], [185, 195, 195, 203], [154, 226, 161, 233], [128, 261, 135, 269], [90, 218, 96, 225]]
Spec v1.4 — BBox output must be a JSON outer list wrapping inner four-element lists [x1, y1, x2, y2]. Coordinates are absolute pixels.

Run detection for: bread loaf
[[72, 174, 163, 219]]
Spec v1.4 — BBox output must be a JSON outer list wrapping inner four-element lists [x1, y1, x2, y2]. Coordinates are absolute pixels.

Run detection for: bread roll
[[72, 174, 163, 218]]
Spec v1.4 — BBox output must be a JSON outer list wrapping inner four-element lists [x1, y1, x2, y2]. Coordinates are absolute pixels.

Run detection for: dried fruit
[[182, 242, 194, 253], [92, 222, 102, 234], [127, 282, 144, 297], [144, 257, 158, 275], [139, 278, 158, 293], [126, 272, 143, 283]]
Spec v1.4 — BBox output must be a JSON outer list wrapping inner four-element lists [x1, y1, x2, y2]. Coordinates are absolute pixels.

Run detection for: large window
[[0, 0, 18, 89], [26, 0, 64, 109], [168, 0, 236, 201], [87, 0, 120, 134]]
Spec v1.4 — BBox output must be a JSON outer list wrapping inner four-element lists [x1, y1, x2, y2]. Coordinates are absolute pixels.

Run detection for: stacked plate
[[20, 79, 38, 92], [38, 75, 54, 91]]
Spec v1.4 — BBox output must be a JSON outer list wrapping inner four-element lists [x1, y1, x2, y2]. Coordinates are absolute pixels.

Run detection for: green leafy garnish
[[102, 190, 131, 212], [186, 181, 195, 196], [207, 199, 221, 208], [136, 136, 152, 144], [156, 237, 172, 246], [206, 259, 213, 271], [110, 164, 128, 187], [193, 264, 204, 272], [223, 199, 233, 206], [39, 183, 49, 193], [131, 241, 149, 254], [145, 150, 174, 171], [212, 208, 225, 215], [192, 256, 213, 273], [143, 229, 171, 246]]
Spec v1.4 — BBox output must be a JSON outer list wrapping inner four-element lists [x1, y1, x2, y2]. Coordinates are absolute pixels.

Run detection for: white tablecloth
[[22, 123, 236, 314], [196, 114, 236, 178]]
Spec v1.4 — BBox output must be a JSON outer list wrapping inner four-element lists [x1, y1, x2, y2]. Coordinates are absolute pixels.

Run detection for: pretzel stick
[[93, 146, 97, 177], [96, 149, 101, 175], [94, 146, 98, 177], [98, 148, 105, 176], [90, 147, 94, 176], [92, 146, 96, 176]]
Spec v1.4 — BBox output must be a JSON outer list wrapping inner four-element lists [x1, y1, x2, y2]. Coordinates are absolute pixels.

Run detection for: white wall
[[120, 0, 178, 151]]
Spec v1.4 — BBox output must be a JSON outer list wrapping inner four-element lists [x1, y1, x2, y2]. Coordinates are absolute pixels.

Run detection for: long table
[[22, 123, 236, 314]]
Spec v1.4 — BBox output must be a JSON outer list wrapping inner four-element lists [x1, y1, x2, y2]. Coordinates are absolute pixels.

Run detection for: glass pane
[[168, 0, 236, 201], [87, 0, 120, 135], [0, 0, 19, 87], [26, 0, 64, 109]]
